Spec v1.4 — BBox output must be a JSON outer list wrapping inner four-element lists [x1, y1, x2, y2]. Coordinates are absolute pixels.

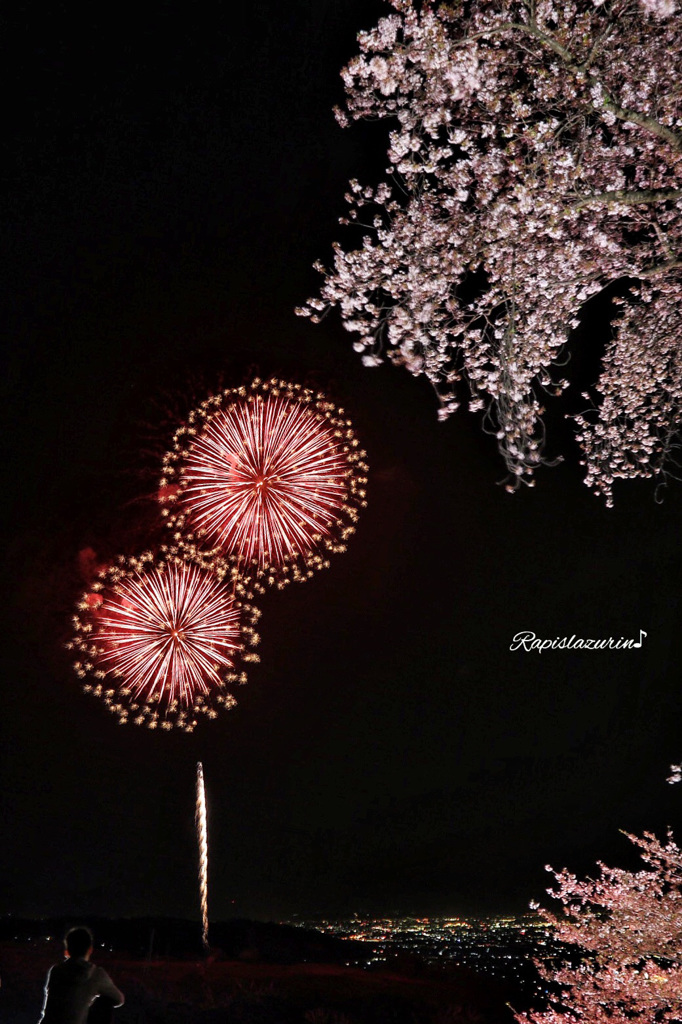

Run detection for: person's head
[[64, 927, 93, 960]]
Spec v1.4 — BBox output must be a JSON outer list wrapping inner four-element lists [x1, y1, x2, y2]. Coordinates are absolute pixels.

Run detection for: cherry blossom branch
[[452, 20, 682, 151], [638, 256, 682, 277], [303, 0, 682, 501], [569, 187, 682, 211], [600, 92, 682, 152]]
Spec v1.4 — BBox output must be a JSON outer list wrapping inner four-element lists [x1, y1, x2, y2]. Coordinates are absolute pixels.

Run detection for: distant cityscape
[[285, 914, 559, 995], [1, 911, 562, 999]]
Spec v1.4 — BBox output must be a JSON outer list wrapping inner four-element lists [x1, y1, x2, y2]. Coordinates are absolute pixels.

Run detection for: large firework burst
[[69, 553, 260, 731], [159, 378, 368, 588]]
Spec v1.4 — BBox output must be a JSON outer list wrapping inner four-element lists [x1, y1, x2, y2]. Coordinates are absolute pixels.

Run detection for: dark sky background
[[2, 1, 682, 925]]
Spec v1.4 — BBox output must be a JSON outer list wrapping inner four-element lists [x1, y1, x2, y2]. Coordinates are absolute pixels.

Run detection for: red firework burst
[[69, 554, 260, 731], [160, 379, 368, 586]]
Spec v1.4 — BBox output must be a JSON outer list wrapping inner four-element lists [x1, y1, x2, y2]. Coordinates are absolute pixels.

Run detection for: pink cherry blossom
[[516, 831, 682, 1023], [299, 0, 682, 501]]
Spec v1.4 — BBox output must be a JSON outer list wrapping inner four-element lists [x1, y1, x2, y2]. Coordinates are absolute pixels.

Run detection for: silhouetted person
[[38, 927, 124, 1024]]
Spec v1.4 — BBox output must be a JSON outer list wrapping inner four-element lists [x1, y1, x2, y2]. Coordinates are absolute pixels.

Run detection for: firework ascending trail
[[196, 761, 209, 951]]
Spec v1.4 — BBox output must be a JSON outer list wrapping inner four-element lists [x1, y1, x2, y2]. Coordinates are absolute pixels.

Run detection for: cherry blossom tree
[[515, 831, 682, 1023], [298, 0, 682, 502]]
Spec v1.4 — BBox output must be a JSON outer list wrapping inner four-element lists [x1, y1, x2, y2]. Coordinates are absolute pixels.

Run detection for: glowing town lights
[[160, 378, 368, 588], [69, 553, 260, 731]]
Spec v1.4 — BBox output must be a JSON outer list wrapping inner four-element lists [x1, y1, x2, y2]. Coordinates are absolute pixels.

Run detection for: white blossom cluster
[[517, 831, 682, 1023], [299, 0, 682, 498], [575, 281, 682, 503]]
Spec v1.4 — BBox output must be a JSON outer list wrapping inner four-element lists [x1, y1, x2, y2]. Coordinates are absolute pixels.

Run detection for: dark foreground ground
[[1, 943, 517, 1024]]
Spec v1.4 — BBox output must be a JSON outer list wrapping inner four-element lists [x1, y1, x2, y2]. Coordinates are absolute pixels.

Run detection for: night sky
[[3, 1, 682, 924]]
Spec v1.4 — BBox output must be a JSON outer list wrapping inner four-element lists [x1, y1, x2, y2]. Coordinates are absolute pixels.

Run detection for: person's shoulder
[[43, 959, 75, 985], [90, 964, 114, 982], [90, 962, 123, 1003]]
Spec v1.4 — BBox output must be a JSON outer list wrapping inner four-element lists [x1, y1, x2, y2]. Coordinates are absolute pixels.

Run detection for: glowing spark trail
[[70, 553, 261, 730], [160, 378, 368, 588], [196, 761, 209, 952]]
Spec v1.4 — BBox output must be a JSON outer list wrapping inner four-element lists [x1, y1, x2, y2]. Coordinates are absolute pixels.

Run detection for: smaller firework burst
[[159, 378, 368, 590], [68, 552, 260, 732]]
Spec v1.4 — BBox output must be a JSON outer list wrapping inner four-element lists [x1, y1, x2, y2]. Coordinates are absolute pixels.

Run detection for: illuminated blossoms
[[299, 0, 682, 504], [516, 831, 682, 1024]]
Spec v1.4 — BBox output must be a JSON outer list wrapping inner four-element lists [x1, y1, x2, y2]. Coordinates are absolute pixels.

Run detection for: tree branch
[[600, 93, 682, 152], [639, 256, 682, 278], [570, 188, 682, 211], [452, 20, 682, 152]]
